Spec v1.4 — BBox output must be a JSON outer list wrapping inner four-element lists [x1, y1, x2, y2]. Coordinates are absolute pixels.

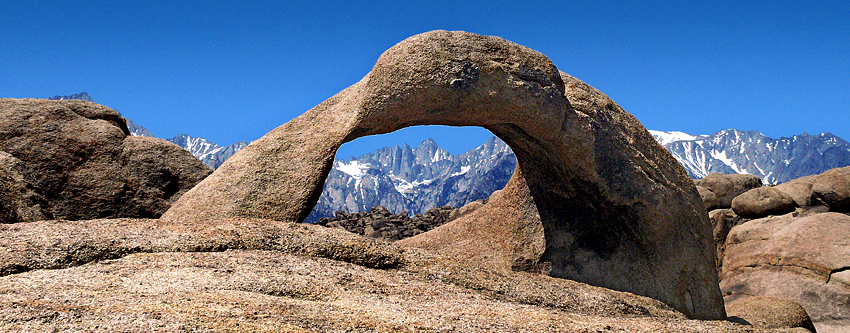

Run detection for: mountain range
[[47, 93, 850, 220], [650, 129, 850, 184]]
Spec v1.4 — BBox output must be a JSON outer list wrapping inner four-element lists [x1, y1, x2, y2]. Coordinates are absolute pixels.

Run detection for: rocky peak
[[47, 92, 94, 102], [167, 134, 220, 158]]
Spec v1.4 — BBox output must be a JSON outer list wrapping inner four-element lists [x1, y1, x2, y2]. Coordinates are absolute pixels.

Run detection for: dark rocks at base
[[313, 205, 460, 242]]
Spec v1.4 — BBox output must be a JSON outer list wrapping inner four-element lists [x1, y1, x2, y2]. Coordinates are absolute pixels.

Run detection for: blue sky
[[2, 1, 848, 159]]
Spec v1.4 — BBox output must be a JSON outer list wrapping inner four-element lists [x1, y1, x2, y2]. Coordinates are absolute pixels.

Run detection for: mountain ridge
[[46, 93, 850, 217], [651, 129, 850, 184]]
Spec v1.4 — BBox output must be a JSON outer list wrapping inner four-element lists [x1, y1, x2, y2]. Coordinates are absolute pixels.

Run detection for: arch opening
[[305, 125, 515, 224]]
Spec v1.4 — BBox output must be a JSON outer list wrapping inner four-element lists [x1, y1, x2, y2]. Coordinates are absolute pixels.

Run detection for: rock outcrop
[[694, 173, 764, 210], [720, 212, 850, 332], [690, 166, 850, 332], [726, 296, 816, 331], [691, 166, 850, 332], [162, 30, 723, 319], [0, 99, 211, 222], [0, 217, 798, 332]]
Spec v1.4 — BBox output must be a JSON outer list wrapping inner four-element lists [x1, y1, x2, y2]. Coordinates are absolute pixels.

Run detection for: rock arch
[[161, 30, 724, 319]]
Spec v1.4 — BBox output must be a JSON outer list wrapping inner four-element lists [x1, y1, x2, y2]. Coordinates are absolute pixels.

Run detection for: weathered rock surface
[[811, 166, 850, 212], [0, 218, 797, 332], [163, 31, 723, 319], [694, 173, 764, 209], [0, 151, 46, 223], [0, 98, 211, 222], [726, 296, 816, 331], [709, 208, 743, 273], [698, 185, 721, 210], [731, 186, 796, 218], [720, 212, 850, 332]]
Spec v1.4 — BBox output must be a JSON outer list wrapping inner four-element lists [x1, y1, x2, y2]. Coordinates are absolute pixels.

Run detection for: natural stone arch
[[162, 30, 724, 319]]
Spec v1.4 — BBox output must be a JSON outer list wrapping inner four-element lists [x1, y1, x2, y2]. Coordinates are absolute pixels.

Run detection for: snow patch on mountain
[[334, 160, 374, 187], [652, 129, 850, 184], [451, 165, 471, 177], [649, 130, 706, 145]]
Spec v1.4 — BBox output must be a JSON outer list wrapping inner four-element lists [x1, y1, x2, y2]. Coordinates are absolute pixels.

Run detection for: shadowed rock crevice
[[161, 30, 723, 319]]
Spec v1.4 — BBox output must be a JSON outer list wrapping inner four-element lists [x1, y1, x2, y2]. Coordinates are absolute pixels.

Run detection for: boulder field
[[698, 167, 850, 333]]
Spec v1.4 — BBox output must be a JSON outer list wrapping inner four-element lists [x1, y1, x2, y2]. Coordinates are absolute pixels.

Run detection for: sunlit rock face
[[162, 30, 723, 319]]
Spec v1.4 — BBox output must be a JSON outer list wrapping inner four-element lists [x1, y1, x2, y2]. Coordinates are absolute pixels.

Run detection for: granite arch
[[162, 30, 724, 319]]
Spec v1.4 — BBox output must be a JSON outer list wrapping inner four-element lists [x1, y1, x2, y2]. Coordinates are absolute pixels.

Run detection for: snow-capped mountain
[[651, 129, 850, 184], [165, 135, 248, 169], [305, 137, 515, 221], [167, 134, 220, 158], [126, 119, 155, 137], [197, 141, 249, 169]]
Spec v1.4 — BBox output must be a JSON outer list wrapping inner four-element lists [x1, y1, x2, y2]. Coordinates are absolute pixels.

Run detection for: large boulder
[[731, 186, 796, 218], [0, 99, 211, 222], [721, 212, 850, 332], [162, 31, 723, 319], [0, 151, 46, 223], [812, 166, 850, 212], [726, 296, 816, 331], [774, 174, 821, 208], [0, 217, 796, 332], [694, 173, 764, 209]]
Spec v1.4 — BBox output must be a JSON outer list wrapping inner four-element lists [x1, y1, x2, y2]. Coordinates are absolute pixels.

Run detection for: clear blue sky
[[2, 1, 848, 159]]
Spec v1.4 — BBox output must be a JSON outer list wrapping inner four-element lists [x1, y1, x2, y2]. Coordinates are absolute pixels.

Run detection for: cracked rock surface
[[0, 217, 802, 332], [163, 30, 723, 319], [720, 212, 850, 332], [0, 99, 211, 222]]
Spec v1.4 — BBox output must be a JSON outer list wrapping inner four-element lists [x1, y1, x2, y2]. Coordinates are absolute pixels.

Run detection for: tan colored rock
[[731, 186, 796, 218], [710, 208, 742, 273], [726, 296, 816, 331], [0, 99, 211, 221], [162, 31, 723, 319], [0, 151, 46, 223], [698, 185, 721, 210], [812, 166, 850, 212], [0, 217, 797, 332], [721, 212, 850, 332], [694, 173, 764, 209], [774, 175, 821, 208]]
